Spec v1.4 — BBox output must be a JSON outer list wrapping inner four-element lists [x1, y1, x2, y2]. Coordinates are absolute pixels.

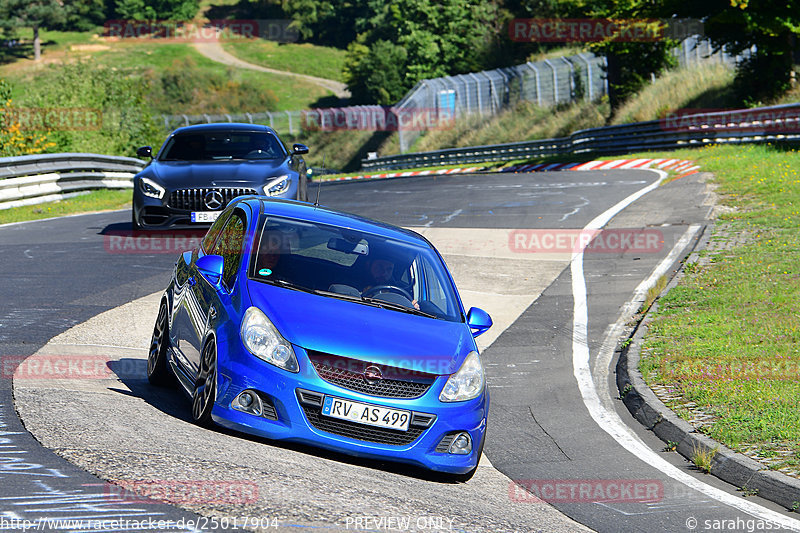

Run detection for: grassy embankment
[[632, 144, 800, 479]]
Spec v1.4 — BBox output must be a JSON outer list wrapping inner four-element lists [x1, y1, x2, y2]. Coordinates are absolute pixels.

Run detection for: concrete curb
[[615, 225, 800, 511]]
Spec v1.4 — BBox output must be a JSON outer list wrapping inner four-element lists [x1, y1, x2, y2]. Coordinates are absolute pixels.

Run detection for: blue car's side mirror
[[467, 307, 492, 338], [196, 254, 224, 285]]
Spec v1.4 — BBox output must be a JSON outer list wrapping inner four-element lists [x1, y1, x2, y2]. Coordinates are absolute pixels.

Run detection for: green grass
[[0, 189, 131, 225], [611, 63, 736, 125], [223, 41, 346, 82], [636, 143, 800, 474]]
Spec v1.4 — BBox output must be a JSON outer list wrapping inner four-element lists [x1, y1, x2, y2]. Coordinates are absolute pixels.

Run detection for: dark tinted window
[[160, 131, 285, 161], [250, 216, 461, 321]]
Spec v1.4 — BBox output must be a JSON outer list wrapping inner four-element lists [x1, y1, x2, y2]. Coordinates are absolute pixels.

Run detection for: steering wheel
[[246, 149, 271, 158], [362, 284, 413, 301]]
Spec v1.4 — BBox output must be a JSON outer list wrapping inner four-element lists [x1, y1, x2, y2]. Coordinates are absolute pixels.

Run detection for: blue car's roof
[[245, 197, 431, 247]]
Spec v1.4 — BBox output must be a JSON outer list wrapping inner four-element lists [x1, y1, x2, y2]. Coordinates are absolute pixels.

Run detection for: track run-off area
[[2, 169, 799, 532]]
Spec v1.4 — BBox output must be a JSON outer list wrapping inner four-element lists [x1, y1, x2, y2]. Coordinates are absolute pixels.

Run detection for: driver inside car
[[360, 256, 420, 310]]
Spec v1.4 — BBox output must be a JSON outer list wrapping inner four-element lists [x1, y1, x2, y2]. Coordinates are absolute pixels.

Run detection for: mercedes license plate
[[191, 211, 221, 223]]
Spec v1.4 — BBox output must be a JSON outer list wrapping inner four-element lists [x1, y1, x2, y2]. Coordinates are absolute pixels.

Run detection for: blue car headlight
[[139, 177, 165, 199], [439, 351, 484, 402], [264, 175, 290, 196], [240, 306, 299, 373]]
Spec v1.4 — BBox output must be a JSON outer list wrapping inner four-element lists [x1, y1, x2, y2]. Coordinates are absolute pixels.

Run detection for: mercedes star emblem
[[204, 190, 224, 210]]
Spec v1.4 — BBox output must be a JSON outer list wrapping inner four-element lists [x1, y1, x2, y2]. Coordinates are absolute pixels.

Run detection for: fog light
[[239, 392, 254, 408], [448, 432, 472, 455], [232, 390, 263, 416]]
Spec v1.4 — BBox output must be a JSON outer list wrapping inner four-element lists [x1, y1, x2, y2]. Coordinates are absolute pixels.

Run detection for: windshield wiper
[[312, 289, 382, 307], [263, 278, 316, 294], [361, 297, 437, 318]]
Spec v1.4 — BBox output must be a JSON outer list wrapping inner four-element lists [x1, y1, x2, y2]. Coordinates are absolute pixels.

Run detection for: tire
[[147, 303, 173, 386], [192, 338, 217, 427], [131, 211, 140, 231]]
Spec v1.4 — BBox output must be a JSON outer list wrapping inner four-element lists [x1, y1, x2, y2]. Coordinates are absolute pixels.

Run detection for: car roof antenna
[[313, 155, 324, 208]]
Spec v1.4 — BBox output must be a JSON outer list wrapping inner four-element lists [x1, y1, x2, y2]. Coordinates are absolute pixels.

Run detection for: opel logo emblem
[[204, 190, 223, 210], [363, 365, 382, 384]]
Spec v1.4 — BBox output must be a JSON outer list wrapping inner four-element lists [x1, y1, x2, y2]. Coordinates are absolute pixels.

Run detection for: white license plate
[[322, 396, 410, 431], [191, 211, 221, 223]]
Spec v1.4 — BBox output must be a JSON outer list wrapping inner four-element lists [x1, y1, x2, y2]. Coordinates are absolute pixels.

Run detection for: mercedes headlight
[[240, 306, 299, 372], [439, 351, 484, 402], [139, 177, 165, 199], [265, 175, 290, 196]]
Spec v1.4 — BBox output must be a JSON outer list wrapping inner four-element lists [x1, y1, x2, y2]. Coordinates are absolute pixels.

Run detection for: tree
[[343, 0, 498, 104], [0, 0, 68, 61], [110, 0, 199, 20], [660, 0, 800, 102], [343, 39, 408, 104]]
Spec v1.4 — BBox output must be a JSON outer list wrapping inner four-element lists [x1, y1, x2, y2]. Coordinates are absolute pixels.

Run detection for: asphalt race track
[[2, 169, 799, 532]]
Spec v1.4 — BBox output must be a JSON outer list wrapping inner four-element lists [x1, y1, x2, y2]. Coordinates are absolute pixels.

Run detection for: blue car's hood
[[246, 281, 472, 375], [151, 159, 286, 188]]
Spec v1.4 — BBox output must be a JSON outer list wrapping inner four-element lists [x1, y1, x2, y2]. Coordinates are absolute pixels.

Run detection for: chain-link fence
[[393, 52, 608, 152]]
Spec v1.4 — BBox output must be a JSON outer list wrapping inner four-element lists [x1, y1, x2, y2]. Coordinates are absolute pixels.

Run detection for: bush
[[19, 60, 160, 156], [0, 79, 54, 156], [144, 57, 279, 115]]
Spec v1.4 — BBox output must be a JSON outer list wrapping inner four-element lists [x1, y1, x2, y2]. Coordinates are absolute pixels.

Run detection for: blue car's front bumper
[[210, 344, 488, 475]]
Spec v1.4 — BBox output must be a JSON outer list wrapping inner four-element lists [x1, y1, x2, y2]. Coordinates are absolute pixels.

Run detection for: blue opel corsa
[[147, 196, 492, 479]]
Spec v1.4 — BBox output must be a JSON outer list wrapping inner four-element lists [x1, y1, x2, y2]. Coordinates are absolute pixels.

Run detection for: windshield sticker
[[258, 268, 272, 276]]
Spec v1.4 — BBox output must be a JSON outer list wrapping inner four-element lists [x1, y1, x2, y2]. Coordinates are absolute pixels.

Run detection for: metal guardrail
[[361, 104, 800, 171], [0, 153, 146, 210]]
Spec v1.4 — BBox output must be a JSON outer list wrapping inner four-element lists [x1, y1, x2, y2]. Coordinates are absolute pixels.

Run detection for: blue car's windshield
[[248, 215, 462, 322], [160, 131, 285, 161]]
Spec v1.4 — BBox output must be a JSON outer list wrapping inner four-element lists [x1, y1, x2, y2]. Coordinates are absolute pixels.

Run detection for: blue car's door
[[170, 211, 233, 378], [185, 208, 248, 379]]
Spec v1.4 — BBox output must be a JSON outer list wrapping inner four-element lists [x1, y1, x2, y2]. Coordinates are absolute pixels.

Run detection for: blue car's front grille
[[168, 188, 258, 211], [307, 351, 437, 399]]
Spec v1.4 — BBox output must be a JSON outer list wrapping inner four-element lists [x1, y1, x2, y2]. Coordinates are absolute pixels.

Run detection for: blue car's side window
[[209, 211, 246, 290]]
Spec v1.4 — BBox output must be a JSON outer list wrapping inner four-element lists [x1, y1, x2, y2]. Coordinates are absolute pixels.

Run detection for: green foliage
[[144, 57, 279, 114], [660, 0, 800, 102], [55, 0, 107, 31], [20, 60, 160, 156], [0, 78, 54, 156], [110, 0, 199, 20], [0, 0, 67, 30], [343, 39, 407, 105], [343, 0, 497, 104]]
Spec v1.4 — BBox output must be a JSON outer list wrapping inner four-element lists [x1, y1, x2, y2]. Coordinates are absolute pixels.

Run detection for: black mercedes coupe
[[132, 123, 309, 229]]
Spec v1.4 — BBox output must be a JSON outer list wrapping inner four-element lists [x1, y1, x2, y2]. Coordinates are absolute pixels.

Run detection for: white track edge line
[[570, 170, 800, 530]]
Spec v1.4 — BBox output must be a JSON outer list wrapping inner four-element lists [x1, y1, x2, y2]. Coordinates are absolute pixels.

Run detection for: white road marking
[[570, 169, 800, 530]]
